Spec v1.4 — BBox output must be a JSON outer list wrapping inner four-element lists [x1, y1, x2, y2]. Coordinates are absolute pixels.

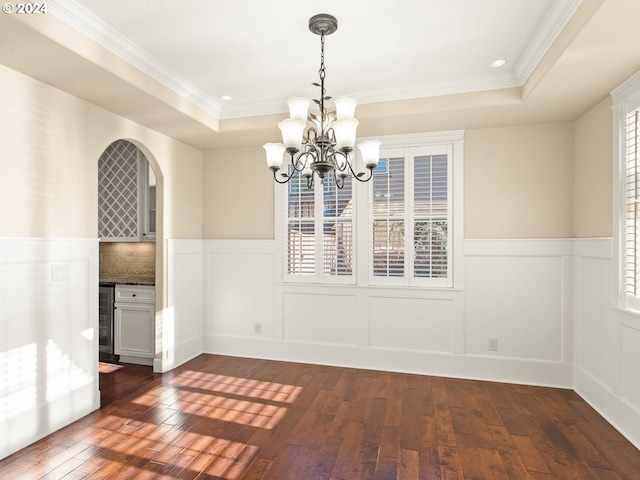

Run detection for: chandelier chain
[[318, 33, 327, 125]]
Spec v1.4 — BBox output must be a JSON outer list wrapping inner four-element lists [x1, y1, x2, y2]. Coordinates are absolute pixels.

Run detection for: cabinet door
[[114, 304, 154, 357], [142, 163, 157, 242]]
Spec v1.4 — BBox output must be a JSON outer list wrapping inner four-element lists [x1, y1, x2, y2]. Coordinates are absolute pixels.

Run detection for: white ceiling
[[49, 0, 582, 120]]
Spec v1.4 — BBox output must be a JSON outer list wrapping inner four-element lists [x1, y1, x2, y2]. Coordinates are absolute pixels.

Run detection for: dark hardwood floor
[[1, 354, 640, 479]]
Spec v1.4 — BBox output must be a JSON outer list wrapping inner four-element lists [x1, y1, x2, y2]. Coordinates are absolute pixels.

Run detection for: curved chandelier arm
[[330, 149, 350, 172], [271, 167, 293, 184], [303, 127, 320, 146], [330, 150, 375, 183], [293, 148, 318, 171], [271, 151, 311, 184], [324, 127, 337, 145], [347, 161, 375, 183]]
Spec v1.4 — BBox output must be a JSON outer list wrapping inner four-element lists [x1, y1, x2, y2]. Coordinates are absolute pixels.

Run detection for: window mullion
[[405, 148, 413, 286], [314, 177, 324, 283]]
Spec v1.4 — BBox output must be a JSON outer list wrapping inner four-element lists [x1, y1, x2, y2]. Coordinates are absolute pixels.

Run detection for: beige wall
[[1, 57, 608, 244], [203, 123, 576, 240], [465, 123, 575, 238], [203, 147, 274, 239], [0, 63, 203, 240], [574, 97, 613, 238]]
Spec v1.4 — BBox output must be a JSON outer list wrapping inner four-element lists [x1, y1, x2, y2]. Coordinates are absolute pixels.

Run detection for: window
[[275, 131, 463, 288], [623, 108, 640, 299], [286, 174, 354, 283], [371, 146, 451, 286], [613, 70, 640, 310]]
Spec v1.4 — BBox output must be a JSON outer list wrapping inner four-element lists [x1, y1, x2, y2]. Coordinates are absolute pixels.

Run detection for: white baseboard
[[203, 334, 573, 388], [119, 355, 154, 366], [574, 366, 640, 450], [153, 334, 203, 373]]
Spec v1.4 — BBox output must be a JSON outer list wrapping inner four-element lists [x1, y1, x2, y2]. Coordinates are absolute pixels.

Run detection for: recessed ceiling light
[[490, 59, 507, 68], [220, 94, 233, 101]]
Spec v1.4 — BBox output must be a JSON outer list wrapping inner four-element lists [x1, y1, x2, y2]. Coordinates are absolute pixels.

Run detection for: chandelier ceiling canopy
[[264, 13, 380, 189]]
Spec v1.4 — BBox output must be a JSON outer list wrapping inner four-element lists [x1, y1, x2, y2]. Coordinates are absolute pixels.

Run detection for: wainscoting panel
[[368, 296, 454, 353], [572, 237, 640, 449], [155, 240, 204, 373], [203, 238, 574, 387], [465, 254, 565, 361], [621, 323, 640, 408], [204, 240, 275, 339], [573, 243, 616, 383], [283, 293, 358, 345], [0, 238, 99, 460]]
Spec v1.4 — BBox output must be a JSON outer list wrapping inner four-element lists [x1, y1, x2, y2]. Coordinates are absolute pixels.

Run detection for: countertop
[[99, 280, 155, 287]]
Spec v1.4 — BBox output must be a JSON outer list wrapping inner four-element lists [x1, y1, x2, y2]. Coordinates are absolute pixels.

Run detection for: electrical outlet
[[254, 322, 262, 334], [488, 338, 498, 351]]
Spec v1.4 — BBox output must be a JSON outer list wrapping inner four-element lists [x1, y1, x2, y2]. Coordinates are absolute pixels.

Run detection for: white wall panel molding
[[575, 366, 640, 450], [204, 239, 276, 340], [572, 237, 612, 259], [156, 239, 204, 373], [572, 236, 640, 448], [465, 238, 573, 364], [0, 237, 99, 460], [276, 282, 462, 299], [203, 237, 576, 388], [283, 293, 358, 346]]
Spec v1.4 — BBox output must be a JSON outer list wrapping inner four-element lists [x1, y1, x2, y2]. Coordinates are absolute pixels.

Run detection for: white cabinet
[[114, 285, 155, 364], [98, 140, 156, 242]]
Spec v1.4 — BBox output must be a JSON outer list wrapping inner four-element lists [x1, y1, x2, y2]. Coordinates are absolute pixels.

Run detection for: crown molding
[[220, 75, 521, 119], [46, 0, 579, 122], [611, 69, 640, 106], [351, 75, 521, 106], [514, 0, 583, 84], [47, 0, 222, 120]]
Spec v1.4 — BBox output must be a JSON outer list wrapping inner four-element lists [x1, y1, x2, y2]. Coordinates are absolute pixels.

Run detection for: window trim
[[613, 70, 640, 311], [274, 130, 464, 289]]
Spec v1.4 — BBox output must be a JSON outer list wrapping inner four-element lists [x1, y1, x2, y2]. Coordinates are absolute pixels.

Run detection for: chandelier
[[264, 14, 380, 189]]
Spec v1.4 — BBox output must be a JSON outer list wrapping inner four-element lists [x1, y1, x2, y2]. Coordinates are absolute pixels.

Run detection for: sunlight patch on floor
[[168, 369, 303, 403]]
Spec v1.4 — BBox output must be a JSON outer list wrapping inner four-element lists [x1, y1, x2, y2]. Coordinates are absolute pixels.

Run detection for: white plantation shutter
[[287, 177, 315, 276], [625, 108, 640, 297], [414, 153, 448, 279], [613, 71, 640, 310], [372, 155, 405, 278], [370, 146, 451, 286], [286, 173, 354, 283], [322, 176, 353, 276]]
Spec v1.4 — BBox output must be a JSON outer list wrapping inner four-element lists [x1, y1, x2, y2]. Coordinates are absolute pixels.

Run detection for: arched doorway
[[97, 139, 162, 370]]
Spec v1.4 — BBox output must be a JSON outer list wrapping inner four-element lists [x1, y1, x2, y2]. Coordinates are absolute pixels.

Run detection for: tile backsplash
[[99, 242, 155, 285]]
